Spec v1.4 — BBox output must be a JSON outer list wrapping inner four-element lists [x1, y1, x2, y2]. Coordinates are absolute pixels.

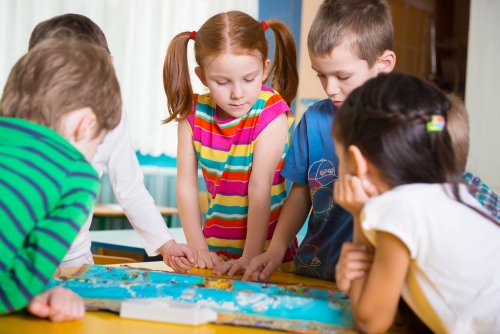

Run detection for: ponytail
[[266, 20, 298, 106], [163, 31, 193, 123]]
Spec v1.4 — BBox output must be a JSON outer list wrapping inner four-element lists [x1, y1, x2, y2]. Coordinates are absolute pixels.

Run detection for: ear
[[374, 50, 396, 74], [348, 145, 368, 178], [195, 67, 207, 86], [262, 59, 271, 82], [73, 110, 97, 142]]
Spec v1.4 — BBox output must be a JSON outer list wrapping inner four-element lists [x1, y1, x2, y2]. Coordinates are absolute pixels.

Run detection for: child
[[0, 37, 121, 320], [29, 14, 196, 271], [243, 0, 395, 282], [446, 95, 500, 220], [163, 11, 299, 275], [334, 72, 500, 333]]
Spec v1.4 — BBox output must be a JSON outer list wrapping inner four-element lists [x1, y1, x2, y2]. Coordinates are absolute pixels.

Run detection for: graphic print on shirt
[[309, 158, 337, 220], [295, 159, 338, 272]]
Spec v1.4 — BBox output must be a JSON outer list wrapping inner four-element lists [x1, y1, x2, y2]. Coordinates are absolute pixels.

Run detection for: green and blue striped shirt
[[0, 117, 100, 314]]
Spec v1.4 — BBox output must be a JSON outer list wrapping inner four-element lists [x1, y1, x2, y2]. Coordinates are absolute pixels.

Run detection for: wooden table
[[0, 262, 341, 334], [92, 204, 178, 229]]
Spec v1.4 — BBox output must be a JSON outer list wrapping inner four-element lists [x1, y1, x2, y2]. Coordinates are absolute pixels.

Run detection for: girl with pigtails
[[333, 72, 500, 333], [163, 11, 299, 276]]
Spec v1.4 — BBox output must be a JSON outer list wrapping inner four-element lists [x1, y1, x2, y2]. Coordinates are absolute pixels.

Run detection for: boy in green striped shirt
[[0, 35, 121, 321]]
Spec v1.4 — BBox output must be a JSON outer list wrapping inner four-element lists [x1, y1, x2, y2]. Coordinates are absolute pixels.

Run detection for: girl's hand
[[212, 256, 251, 276], [335, 242, 374, 293], [195, 249, 223, 269], [27, 287, 85, 322], [334, 175, 379, 216], [242, 249, 283, 281], [160, 240, 197, 272]]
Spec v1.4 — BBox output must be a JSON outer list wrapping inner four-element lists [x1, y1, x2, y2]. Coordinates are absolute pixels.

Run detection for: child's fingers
[[170, 257, 191, 272], [242, 266, 258, 281], [180, 245, 197, 263], [242, 261, 260, 281], [227, 262, 245, 277], [27, 296, 51, 318], [196, 255, 209, 269], [48, 288, 85, 322], [210, 252, 224, 265], [257, 262, 276, 282], [362, 178, 379, 197], [212, 261, 231, 275], [177, 256, 194, 268]]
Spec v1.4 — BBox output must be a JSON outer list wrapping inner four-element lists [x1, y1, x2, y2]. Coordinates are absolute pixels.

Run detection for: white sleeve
[[361, 193, 419, 259], [96, 110, 174, 256]]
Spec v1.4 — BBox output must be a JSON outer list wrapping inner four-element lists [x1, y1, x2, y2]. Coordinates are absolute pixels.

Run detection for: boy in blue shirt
[[244, 0, 396, 281]]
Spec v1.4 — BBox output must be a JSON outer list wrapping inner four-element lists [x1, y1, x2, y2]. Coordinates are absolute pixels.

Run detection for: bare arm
[[177, 122, 207, 244], [267, 183, 311, 253], [178, 121, 222, 269], [333, 174, 408, 332], [241, 183, 311, 281], [348, 231, 410, 333], [245, 113, 290, 257]]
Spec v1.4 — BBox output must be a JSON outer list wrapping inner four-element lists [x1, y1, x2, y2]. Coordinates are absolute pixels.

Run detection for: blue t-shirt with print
[[282, 99, 353, 281]]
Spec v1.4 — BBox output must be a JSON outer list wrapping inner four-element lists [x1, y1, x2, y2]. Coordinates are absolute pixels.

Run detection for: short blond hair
[[1, 36, 121, 135], [446, 94, 470, 172], [308, 0, 393, 67]]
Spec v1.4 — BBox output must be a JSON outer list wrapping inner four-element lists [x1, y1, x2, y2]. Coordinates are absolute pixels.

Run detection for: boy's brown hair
[[308, 0, 393, 67], [446, 94, 470, 172], [29, 13, 110, 53], [0, 36, 121, 135]]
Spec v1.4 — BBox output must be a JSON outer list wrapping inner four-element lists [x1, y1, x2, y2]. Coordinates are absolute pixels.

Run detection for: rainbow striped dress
[[187, 86, 297, 263]]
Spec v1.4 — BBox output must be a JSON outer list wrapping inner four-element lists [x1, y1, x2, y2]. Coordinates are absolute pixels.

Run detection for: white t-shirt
[[63, 110, 173, 261], [362, 183, 500, 334]]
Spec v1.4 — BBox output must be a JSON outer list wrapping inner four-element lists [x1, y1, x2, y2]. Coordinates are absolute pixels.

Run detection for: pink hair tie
[[189, 31, 197, 40], [261, 21, 269, 31]]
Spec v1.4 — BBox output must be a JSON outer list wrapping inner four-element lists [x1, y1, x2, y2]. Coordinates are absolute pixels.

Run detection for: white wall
[[466, 0, 500, 192], [0, 0, 258, 157]]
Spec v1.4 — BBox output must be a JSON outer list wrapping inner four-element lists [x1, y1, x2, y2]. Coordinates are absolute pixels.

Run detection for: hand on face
[[334, 174, 379, 217]]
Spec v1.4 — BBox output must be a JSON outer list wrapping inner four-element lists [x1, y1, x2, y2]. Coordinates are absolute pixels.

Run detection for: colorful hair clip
[[261, 21, 269, 31], [189, 31, 197, 40], [426, 115, 446, 132]]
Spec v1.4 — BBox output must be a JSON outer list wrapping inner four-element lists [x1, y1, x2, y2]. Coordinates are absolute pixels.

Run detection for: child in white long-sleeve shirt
[[29, 13, 196, 271]]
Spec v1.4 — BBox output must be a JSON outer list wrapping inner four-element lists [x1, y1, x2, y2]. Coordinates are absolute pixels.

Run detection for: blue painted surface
[[49, 266, 353, 331], [259, 0, 302, 115], [259, 0, 302, 64], [136, 152, 177, 167]]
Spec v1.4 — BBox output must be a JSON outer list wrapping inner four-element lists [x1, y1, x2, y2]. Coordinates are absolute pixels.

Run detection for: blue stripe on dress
[[26, 243, 60, 267], [0, 231, 17, 253], [0, 120, 80, 161], [23, 147, 69, 173], [47, 216, 80, 232], [0, 201, 27, 236], [0, 162, 49, 213], [62, 188, 98, 200], [0, 286, 14, 312], [0, 179, 37, 222], [18, 256, 48, 285], [34, 227, 70, 249], [11, 272, 33, 301], [56, 203, 90, 216], [0, 151, 62, 192]]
